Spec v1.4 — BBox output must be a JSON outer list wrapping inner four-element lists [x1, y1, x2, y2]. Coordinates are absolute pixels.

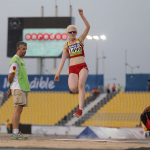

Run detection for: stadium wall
[[0, 75, 103, 92], [0, 124, 144, 139]]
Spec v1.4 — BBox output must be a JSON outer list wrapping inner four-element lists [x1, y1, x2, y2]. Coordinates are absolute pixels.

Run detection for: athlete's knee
[[78, 83, 84, 89], [69, 87, 78, 93], [70, 88, 78, 93]]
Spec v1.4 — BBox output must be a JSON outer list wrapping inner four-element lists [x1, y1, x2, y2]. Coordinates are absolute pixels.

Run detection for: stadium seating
[[82, 92, 150, 127], [0, 92, 90, 125]]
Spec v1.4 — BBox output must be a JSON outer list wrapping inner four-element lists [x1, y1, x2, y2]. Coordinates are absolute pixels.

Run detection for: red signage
[[25, 33, 68, 41]]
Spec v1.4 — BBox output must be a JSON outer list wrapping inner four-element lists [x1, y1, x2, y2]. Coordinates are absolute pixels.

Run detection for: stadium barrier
[[0, 124, 144, 139], [76, 126, 144, 139], [10, 124, 31, 134]]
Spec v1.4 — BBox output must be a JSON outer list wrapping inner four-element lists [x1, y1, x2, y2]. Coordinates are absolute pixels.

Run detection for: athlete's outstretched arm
[[54, 43, 68, 81], [78, 9, 90, 43]]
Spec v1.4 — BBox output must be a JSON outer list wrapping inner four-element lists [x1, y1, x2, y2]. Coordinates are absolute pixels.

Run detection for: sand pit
[[0, 139, 150, 150]]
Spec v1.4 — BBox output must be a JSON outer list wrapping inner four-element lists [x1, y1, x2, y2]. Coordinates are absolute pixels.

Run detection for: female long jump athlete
[[54, 9, 90, 118]]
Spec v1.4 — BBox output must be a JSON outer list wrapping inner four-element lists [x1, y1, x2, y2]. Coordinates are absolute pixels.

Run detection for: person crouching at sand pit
[[141, 106, 150, 131]]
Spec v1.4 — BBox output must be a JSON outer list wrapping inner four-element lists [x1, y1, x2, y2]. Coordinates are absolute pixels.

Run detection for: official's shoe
[[10, 132, 28, 140], [73, 109, 82, 118]]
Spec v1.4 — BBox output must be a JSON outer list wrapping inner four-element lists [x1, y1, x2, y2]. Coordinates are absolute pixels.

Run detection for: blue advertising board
[[125, 74, 150, 91], [0, 75, 103, 92]]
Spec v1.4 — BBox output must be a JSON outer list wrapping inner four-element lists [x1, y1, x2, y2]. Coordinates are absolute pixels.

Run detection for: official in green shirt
[[7, 41, 30, 140]]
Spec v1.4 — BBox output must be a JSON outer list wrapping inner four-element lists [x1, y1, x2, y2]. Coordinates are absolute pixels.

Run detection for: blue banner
[[0, 75, 103, 92], [125, 74, 150, 91]]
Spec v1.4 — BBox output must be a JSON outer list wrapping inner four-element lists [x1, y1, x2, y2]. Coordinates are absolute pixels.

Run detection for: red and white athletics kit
[[67, 38, 89, 75], [69, 63, 88, 75]]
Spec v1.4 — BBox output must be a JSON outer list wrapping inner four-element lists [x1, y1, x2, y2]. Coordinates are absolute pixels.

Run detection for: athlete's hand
[[7, 89, 11, 96], [78, 9, 83, 16], [54, 75, 59, 81]]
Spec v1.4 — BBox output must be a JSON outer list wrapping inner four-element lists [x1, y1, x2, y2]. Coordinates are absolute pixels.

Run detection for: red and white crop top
[[67, 39, 85, 59]]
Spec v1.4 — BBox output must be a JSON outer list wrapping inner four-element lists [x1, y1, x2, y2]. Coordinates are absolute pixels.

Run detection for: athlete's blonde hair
[[66, 25, 78, 33]]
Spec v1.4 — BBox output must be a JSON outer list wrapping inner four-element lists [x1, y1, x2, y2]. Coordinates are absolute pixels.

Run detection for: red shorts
[[69, 63, 89, 75]]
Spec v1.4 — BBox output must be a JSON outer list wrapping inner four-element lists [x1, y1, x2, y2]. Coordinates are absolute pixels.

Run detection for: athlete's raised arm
[[78, 9, 90, 44], [54, 43, 68, 81]]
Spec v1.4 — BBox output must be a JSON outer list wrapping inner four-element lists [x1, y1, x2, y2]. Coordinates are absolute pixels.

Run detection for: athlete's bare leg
[[68, 73, 78, 92], [78, 68, 89, 109]]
